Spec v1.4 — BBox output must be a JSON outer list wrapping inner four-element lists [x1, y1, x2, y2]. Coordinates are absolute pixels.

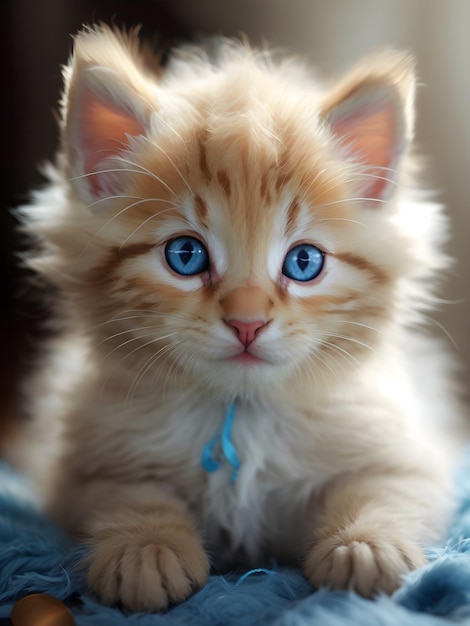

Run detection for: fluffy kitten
[[11, 25, 465, 611]]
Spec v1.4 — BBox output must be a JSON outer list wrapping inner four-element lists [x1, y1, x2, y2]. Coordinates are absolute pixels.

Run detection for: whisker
[[90, 195, 174, 212], [161, 345, 183, 397], [99, 333, 163, 369], [357, 171, 398, 187], [118, 206, 177, 251], [320, 197, 389, 208], [96, 325, 165, 347], [315, 217, 367, 227], [98, 329, 179, 393], [127, 340, 183, 404], [106, 334, 174, 367], [154, 114, 187, 145], [180, 351, 199, 390], [300, 166, 337, 195], [117, 157, 179, 200], [306, 349, 340, 389], [98, 333, 181, 375], [160, 343, 190, 394], [86, 193, 145, 211], [316, 338, 361, 368], [75, 197, 176, 261], [141, 135, 194, 197], [89, 311, 188, 331], [300, 169, 352, 199], [68, 167, 156, 184], [313, 331, 375, 354], [300, 167, 398, 203], [335, 320, 381, 333], [422, 315, 460, 353]]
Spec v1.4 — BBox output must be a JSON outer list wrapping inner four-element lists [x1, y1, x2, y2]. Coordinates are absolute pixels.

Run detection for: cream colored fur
[[8, 25, 466, 611]]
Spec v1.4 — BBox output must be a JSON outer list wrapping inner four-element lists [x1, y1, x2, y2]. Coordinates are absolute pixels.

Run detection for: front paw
[[85, 511, 210, 611], [303, 524, 427, 597]]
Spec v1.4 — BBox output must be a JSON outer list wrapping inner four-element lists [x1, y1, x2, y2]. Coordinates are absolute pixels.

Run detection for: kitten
[[10, 25, 465, 611]]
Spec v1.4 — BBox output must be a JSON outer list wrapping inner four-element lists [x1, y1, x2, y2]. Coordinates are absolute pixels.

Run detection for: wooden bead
[[11, 594, 74, 626]]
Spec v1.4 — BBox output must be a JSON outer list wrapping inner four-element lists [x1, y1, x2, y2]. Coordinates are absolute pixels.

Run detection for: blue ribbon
[[201, 401, 241, 483]]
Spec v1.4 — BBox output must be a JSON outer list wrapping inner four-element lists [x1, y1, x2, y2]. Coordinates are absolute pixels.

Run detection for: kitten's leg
[[304, 468, 450, 597], [50, 480, 209, 611]]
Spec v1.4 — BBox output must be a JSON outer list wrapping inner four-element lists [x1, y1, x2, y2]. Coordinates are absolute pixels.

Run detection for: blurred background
[[1, 0, 469, 439]]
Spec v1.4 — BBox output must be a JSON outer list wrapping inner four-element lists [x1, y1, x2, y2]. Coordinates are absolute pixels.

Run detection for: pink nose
[[226, 319, 266, 347]]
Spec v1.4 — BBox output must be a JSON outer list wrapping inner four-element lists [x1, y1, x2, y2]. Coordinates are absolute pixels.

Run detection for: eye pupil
[[165, 236, 209, 276], [180, 241, 193, 265], [297, 249, 309, 272], [282, 244, 324, 282]]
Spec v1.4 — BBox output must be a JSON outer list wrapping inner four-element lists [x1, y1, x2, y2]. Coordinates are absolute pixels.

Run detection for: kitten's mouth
[[228, 351, 266, 366]]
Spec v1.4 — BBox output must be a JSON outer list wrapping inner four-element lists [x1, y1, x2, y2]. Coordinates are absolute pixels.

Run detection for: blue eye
[[165, 236, 209, 276], [282, 244, 324, 282]]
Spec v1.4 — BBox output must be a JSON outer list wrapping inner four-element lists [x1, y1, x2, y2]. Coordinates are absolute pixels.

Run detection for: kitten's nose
[[226, 319, 267, 347]]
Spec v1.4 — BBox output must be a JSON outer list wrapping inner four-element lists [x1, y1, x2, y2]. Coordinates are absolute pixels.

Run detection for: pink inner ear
[[330, 97, 399, 200], [78, 93, 145, 197]]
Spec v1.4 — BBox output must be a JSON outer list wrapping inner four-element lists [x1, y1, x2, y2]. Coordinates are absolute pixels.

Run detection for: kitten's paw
[[85, 512, 209, 611], [304, 525, 427, 597]]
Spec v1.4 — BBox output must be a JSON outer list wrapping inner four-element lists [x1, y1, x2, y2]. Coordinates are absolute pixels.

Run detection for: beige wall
[[169, 0, 470, 383]]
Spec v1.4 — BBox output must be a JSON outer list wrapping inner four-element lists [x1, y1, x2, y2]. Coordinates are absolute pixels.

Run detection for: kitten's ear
[[61, 25, 157, 204], [321, 51, 415, 202]]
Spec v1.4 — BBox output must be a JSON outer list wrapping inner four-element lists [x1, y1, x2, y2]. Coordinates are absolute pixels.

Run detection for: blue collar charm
[[201, 401, 241, 483]]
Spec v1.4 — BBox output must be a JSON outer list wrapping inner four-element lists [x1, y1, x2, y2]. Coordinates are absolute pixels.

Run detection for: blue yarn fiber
[[2, 453, 470, 625]]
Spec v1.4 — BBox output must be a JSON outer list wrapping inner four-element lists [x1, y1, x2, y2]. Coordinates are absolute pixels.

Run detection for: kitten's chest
[[110, 395, 331, 561], [184, 401, 329, 562]]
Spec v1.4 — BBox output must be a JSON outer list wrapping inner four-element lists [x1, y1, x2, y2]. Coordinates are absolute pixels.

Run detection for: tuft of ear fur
[[321, 51, 416, 202], [60, 25, 159, 204]]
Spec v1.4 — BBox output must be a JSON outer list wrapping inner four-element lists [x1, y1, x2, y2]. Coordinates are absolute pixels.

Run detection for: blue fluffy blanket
[[2, 455, 470, 625]]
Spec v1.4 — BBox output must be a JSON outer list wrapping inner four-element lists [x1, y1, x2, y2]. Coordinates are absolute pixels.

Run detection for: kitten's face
[[82, 114, 402, 399], [48, 29, 416, 399]]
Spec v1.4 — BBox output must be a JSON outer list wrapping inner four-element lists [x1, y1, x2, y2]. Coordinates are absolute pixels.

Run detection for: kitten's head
[[27, 26, 448, 400]]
